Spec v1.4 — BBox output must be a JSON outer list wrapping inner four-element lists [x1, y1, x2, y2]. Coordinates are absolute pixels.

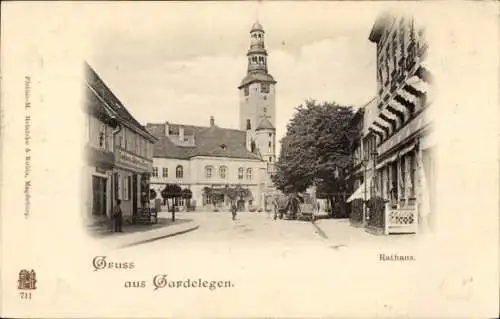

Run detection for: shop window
[[205, 166, 213, 179], [162, 167, 168, 178], [152, 167, 158, 178], [246, 168, 253, 180], [127, 176, 132, 200], [176, 165, 183, 179], [238, 167, 244, 180], [219, 166, 227, 179]]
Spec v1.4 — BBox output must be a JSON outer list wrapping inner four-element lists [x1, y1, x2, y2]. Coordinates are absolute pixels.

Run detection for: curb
[[311, 220, 329, 239], [117, 225, 200, 249]]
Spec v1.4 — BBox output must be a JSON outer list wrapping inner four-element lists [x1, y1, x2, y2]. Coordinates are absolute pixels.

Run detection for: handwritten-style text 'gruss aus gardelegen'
[[153, 274, 234, 291]]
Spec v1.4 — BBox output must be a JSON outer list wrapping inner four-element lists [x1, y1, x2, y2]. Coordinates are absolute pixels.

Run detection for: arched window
[[219, 166, 227, 179], [238, 167, 244, 180], [246, 168, 253, 180], [176, 165, 183, 179], [205, 166, 213, 179]]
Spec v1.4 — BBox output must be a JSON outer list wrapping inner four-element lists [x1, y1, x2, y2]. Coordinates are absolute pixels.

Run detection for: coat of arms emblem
[[18, 269, 37, 290]]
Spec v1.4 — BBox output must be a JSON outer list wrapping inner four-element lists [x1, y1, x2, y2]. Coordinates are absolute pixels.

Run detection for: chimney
[[179, 126, 184, 143], [210, 116, 214, 127], [165, 122, 169, 136]]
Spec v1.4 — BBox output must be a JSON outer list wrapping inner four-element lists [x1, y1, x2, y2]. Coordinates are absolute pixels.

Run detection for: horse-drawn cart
[[273, 193, 316, 222]]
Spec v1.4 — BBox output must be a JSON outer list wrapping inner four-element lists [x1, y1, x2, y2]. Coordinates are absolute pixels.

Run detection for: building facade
[[84, 63, 157, 224], [145, 21, 278, 212], [366, 12, 434, 233], [146, 118, 268, 211]]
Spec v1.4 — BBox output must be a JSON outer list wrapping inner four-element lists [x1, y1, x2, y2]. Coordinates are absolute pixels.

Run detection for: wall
[[255, 129, 275, 163], [239, 82, 276, 132], [150, 156, 267, 210]]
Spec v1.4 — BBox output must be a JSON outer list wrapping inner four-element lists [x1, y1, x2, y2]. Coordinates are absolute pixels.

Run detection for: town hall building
[[147, 21, 277, 211]]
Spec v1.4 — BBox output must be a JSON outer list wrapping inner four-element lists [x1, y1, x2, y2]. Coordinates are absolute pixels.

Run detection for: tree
[[161, 184, 182, 221], [223, 185, 251, 209], [272, 99, 359, 217]]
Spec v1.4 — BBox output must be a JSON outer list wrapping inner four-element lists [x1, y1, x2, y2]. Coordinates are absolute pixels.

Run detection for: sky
[[86, 2, 381, 147]]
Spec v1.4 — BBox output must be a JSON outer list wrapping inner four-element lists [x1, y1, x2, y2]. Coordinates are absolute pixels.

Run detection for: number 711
[[20, 292, 32, 299]]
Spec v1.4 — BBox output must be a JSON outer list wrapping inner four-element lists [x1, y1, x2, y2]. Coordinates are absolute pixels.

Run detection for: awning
[[376, 143, 416, 169], [346, 177, 372, 203], [407, 75, 430, 94]]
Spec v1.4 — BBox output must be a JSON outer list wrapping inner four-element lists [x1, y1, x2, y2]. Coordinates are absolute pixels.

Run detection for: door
[[92, 176, 107, 216]]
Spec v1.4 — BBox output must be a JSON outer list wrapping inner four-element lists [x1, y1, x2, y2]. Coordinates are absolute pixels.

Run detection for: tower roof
[[251, 21, 264, 33], [256, 117, 275, 131], [238, 71, 276, 89]]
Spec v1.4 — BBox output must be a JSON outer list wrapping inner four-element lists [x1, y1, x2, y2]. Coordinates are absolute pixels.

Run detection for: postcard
[[1, 1, 498, 318]]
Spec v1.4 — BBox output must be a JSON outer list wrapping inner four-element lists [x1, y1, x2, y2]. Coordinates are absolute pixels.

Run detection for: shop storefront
[[114, 147, 153, 221]]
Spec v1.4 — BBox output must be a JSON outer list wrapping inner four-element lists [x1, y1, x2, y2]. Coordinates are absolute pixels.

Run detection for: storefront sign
[[116, 149, 152, 172]]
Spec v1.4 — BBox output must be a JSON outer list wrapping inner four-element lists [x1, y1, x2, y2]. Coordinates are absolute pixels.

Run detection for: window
[[409, 153, 416, 197], [246, 168, 253, 180], [122, 175, 130, 201], [127, 176, 132, 200], [268, 141, 272, 148], [269, 157, 272, 163], [263, 96, 267, 101], [246, 119, 251, 130], [162, 167, 168, 178], [98, 124, 106, 149], [176, 165, 183, 179], [205, 166, 213, 179], [260, 83, 270, 93], [219, 166, 227, 179], [152, 167, 158, 177], [238, 167, 244, 180], [244, 86, 249, 96], [263, 107, 267, 113], [400, 156, 406, 199], [269, 133, 272, 138]]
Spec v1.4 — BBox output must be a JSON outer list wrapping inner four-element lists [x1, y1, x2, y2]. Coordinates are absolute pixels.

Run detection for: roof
[[85, 62, 157, 142], [251, 21, 264, 33], [146, 123, 263, 161], [368, 12, 393, 43], [238, 71, 276, 88], [256, 117, 275, 131]]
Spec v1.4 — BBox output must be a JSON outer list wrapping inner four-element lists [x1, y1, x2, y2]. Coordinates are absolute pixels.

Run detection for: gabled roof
[[238, 71, 276, 89], [85, 62, 157, 142], [146, 123, 262, 161], [256, 117, 275, 131]]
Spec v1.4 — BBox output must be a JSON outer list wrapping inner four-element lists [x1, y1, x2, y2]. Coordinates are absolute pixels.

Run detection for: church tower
[[239, 21, 277, 164]]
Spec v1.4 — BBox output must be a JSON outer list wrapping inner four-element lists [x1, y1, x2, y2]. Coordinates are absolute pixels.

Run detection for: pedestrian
[[113, 199, 123, 232], [231, 202, 237, 221]]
